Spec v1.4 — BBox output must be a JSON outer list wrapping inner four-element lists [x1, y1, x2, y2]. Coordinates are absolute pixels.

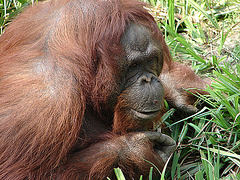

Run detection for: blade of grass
[[218, 29, 231, 54], [167, 0, 175, 30], [161, 154, 173, 180], [169, 107, 209, 127], [114, 168, 126, 180], [171, 152, 179, 179], [214, 71, 240, 92], [188, 0, 220, 29], [162, 23, 206, 64], [200, 150, 215, 180], [228, 157, 240, 168], [149, 167, 153, 180], [198, 147, 240, 160], [195, 170, 204, 180]]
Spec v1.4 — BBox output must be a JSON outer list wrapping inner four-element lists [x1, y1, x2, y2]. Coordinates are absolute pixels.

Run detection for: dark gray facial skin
[[120, 23, 165, 121]]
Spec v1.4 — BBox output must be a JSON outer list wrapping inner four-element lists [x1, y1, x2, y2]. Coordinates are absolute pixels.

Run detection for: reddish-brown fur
[[0, 0, 169, 179], [0, 0, 208, 179], [160, 61, 210, 113], [113, 93, 166, 134]]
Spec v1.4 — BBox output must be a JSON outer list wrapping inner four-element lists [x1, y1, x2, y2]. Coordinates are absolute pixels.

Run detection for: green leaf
[[163, 23, 206, 64], [209, 148, 240, 160], [195, 170, 204, 180], [149, 167, 153, 180], [114, 168, 126, 180], [188, 123, 201, 133], [167, 0, 175, 30], [188, 0, 220, 29]]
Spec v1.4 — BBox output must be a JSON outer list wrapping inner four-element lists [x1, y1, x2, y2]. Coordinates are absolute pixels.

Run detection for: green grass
[[1, 0, 240, 179], [0, 0, 31, 33], [146, 0, 240, 179]]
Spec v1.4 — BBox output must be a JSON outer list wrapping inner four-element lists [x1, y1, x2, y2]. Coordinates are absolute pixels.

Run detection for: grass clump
[[145, 0, 240, 179]]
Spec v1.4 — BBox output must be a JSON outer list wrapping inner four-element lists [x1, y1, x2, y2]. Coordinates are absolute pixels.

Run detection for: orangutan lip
[[131, 109, 160, 120]]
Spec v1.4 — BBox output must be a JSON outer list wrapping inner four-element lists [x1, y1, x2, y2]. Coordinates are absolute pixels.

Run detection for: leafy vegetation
[[145, 0, 240, 179], [0, 0, 33, 33], [1, 0, 240, 179]]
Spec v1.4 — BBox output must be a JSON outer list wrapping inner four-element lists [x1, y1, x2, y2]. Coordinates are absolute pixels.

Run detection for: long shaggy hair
[[0, 0, 171, 179]]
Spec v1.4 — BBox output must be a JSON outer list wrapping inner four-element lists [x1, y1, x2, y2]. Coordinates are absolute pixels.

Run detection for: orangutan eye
[[130, 62, 139, 69], [147, 59, 154, 65], [147, 57, 157, 66], [132, 63, 138, 67]]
